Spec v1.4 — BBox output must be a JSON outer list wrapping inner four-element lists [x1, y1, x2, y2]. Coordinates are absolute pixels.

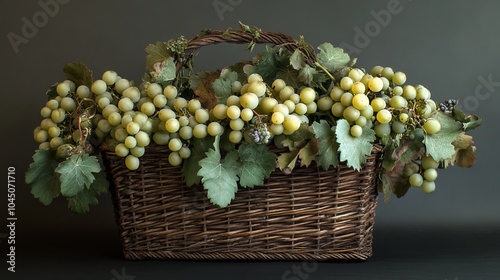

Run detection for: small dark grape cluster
[[439, 99, 457, 114], [249, 123, 271, 144]]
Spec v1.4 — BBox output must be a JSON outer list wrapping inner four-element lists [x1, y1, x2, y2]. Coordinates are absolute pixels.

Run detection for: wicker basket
[[103, 29, 384, 261]]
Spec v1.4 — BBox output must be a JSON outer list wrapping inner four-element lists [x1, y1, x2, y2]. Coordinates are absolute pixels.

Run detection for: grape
[[283, 100, 296, 113], [376, 109, 392, 124], [271, 112, 285, 124], [163, 85, 178, 99], [212, 104, 228, 120], [226, 95, 240, 106], [240, 92, 259, 109], [60, 97, 76, 112], [240, 108, 254, 121], [423, 168, 438, 182], [381, 77, 390, 90], [153, 132, 170, 145], [178, 116, 189, 127], [348, 68, 364, 82], [40, 107, 52, 118], [369, 66, 382, 76], [114, 128, 128, 142], [115, 143, 129, 157], [49, 136, 64, 150], [306, 102, 318, 114], [226, 105, 241, 120], [273, 104, 289, 116], [371, 97, 386, 112], [193, 124, 208, 138], [331, 102, 345, 118], [422, 156, 439, 170], [195, 109, 210, 124], [392, 86, 403, 96], [391, 121, 406, 134], [102, 104, 118, 119], [153, 94, 168, 108], [122, 87, 141, 103], [158, 108, 176, 122], [229, 118, 244, 131], [229, 130, 243, 144], [330, 86, 344, 101], [299, 87, 316, 104], [352, 94, 369, 110], [124, 136, 137, 149], [135, 131, 150, 147], [48, 126, 61, 138], [187, 99, 202, 114], [179, 126, 193, 140], [133, 113, 148, 128], [51, 108, 66, 123], [295, 103, 308, 116], [416, 86, 431, 100], [351, 82, 366, 95], [368, 77, 384, 92], [248, 123, 271, 144], [126, 121, 140, 135], [389, 95, 407, 109], [179, 146, 191, 159], [91, 80, 107, 95], [248, 73, 263, 83], [350, 125, 363, 137], [259, 97, 278, 113], [360, 106, 374, 119], [173, 97, 188, 112], [283, 115, 301, 132], [56, 143, 75, 159], [271, 79, 286, 92], [421, 180, 436, 194], [409, 173, 424, 187], [165, 118, 180, 133], [76, 85, 91, 98], [45, 100, 59, 112], [207, 122, 224, 136], [231, 80, 242, 93], [423, 118, 441, 134], [343, 106, 360, 122], [289, 93, 300, 104], [399, 113, 409, 123], [248, 81, 267, 97], [114, 79, 130, 94], [439, 99, 457, 114], [269, 123, 284, 135], [360, 74, 373, 88], [374, 123, 391, 138], [340, 77, 354, 91], [168, 138, 183, 152], [355, 116, 368, 127], [402, 85, 416, 100], [392, 71, 407, 85], [381, 67, 394, 80], [56, 82, 71, 97], [118, 97, 134, 112], [340, 92, 354, 107], [240, 83, 250, 95], [101, 70, 118, 85], [130, 146, 145, 158], [98, 97, 110, 110], [168, 152, 182, 166], [125, 155, 140, 170]]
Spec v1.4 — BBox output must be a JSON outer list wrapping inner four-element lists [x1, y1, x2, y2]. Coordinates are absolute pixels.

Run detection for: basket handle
[[177, 28, 317, 71]]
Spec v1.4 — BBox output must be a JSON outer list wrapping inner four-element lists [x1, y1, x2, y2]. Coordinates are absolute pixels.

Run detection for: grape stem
[[72, 98, 97, 146], [314, 62, 335, 82]]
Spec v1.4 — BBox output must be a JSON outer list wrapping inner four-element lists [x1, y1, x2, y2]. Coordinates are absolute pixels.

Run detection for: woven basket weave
[[103, 29, 384, 261]]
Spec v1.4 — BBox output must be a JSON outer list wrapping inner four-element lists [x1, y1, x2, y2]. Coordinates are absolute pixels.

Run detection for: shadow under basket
[[103, 144, 383, 261]]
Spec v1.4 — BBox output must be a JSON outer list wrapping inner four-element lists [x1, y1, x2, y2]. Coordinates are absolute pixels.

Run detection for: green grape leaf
[[67, 170, 109, 214], [298, 138, 319, 167], [55, 154, 102, 197], [25, 149, 61, 205], [290, 49, 305, 70], [212, 71, 238, 106], [424, 111, 463, 161], [151, 57, 176, 84], [254, 46, 281, 82], [316, 43, 351, 72], [238, 143, 277, 188], [63, 62, 93, 87], [312, 120, 339, 170], [277, 149, 299, 172], [276, 68, 301, 88], [298, 65, 317, 84], [190, 71, 220, 110], [183, 137, 214, 186], [336, 119, 376, 171], [145, 41, 172, 72], [45, 83, 58, 99], [197, 135, 241, 207]]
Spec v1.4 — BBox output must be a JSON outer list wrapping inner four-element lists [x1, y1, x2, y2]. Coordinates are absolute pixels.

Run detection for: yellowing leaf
[[190, 71, 220, 110]]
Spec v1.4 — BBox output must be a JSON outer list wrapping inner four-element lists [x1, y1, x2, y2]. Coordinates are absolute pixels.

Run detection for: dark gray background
[[1, 0, 499, 279]]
